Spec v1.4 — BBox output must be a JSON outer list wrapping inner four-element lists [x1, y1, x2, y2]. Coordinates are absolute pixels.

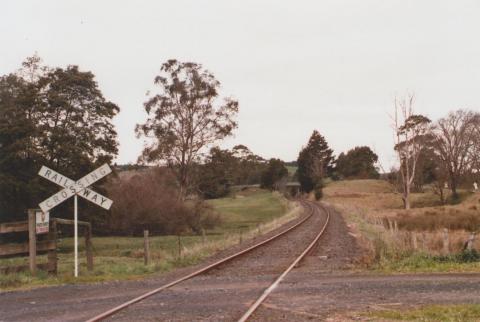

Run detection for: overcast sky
[[2, 1, 480, 169]]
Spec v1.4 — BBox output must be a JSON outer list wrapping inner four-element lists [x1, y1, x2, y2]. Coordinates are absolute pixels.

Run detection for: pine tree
[[296, 130, 334, 194]]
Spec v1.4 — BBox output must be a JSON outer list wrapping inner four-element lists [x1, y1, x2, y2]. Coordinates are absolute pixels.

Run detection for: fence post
[[85, 223, 94, 271], [467, 232, 476, 251], [144, 230, 150, 265], [28, 210, 36, 276], [47, 218, 58, 274], [411, 232, 418, 251], [177, 235, 182, 258], [443, 228, 450, 255], [201, 228, 206, 244]]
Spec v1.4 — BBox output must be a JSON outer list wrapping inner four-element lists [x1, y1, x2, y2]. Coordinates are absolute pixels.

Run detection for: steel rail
[[86, 200, 315, 322], [237, 201, 330, 322]]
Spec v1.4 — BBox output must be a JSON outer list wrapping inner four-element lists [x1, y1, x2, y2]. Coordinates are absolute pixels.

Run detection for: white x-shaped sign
[[38, 164, 113, 212]]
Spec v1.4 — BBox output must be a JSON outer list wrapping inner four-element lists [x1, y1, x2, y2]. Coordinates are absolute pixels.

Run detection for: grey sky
[[2, 1, 479, 169]]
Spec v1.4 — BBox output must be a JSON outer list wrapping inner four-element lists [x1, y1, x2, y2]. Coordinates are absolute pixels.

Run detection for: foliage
[[196, 145, 267, 199], [335, 146, 379, 179], [197, 147, 237, 199], [105, 167, 219, 235], [135, 60, 238, 199], [0, 55, 119, 222], [260, 158, 288, 191], [297, 130, 334, 193], [393, 94, 432, 209], [432, 109, 480, 198], [434, 250, 480, 263], [314, 184, 323, 200]]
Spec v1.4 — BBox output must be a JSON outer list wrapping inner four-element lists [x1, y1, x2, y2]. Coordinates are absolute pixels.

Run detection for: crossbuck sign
[[38, 164, 113, 277]]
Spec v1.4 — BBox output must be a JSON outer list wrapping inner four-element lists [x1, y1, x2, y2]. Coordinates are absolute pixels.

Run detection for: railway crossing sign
[[38, 164, 113, 277]]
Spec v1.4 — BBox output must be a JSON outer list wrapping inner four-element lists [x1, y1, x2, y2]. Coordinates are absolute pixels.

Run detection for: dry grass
[[323, 179, 480, 271]]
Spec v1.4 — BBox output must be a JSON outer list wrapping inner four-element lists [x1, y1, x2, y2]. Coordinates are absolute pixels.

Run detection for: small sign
[[35, 210, 50, 234]]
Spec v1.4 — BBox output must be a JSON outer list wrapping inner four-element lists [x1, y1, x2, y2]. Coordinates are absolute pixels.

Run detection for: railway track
[[86, 199, 330, 322]]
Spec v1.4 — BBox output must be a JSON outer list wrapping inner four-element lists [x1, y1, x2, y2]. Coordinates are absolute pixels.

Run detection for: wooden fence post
[[443, 228, 450, 255], [201, 228, 206, 244], [144, 230, 150, 265], [85, 223, 93, 271], [411, 232, 418, 251], [47, 218, 58, 274], [177, 235, 182, 258], [28, 210, 36, 276]]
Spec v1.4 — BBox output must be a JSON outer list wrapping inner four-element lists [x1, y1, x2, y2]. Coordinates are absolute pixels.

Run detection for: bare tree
[[136, 60, 239, 199], [433, 110, 480, 198], [393, 94, 431, 209]]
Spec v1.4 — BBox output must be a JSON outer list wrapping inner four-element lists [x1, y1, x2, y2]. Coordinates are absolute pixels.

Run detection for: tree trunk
[[450, 176, 458, 199], [403, 180, 411, 210]]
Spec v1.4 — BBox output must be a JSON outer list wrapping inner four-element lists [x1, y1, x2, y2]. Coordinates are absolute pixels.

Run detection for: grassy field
[[364, 304, 480, 322], [0, 189, 299, 290], [286, 165, 297, 176], [323, 179, 480, 272]]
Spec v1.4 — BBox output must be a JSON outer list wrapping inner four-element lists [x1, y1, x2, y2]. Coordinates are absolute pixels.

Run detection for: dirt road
[[1, 203, 480, 322]]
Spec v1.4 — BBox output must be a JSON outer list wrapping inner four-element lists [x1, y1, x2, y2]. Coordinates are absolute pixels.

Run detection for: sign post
[[38, 164, 113, 277]]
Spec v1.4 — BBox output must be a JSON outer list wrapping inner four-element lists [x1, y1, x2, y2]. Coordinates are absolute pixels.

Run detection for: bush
[[433, 250, 480, 263], [104, 167, 220, 236], [314, 186, 323, 200]]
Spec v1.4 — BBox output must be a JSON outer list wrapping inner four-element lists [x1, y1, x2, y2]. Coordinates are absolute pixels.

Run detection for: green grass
[[375, 251, 480, 273], [206, 189, 287, 234], [0, 189, 293, 291], [365, 304, 480, 321]]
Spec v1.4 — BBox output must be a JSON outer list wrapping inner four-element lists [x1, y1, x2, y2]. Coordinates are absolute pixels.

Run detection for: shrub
[[104, 168, 219, 236], [314, 186, 323, 200], [433, 250, 480, 263]]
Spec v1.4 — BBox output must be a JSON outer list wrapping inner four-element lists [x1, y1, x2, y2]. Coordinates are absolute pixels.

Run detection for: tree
[[231, 144, 266, 185], [297, 130, 334, 194], [336, 146, 379, 179], [393, 94, 431, 209], [136, 60, 239, 199], [0, 55, 119, 222], [432, 110, 480, 199], [260, 158, 288, 191], [197, 147, 237, 199]]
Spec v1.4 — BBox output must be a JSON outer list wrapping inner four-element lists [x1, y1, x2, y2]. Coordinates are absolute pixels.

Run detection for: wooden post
[[144, 230, 150, 265], [85, 223, 93, 271], [467, 232, 476, 251], [411, 232, 418, 251], [443, 228, 449, 255], [239, 230, 243, 244], [201, 228, 206, 244], [177, 235, 182, 258], [28, 210, 36, 276], [47, 218, 58, 274]]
